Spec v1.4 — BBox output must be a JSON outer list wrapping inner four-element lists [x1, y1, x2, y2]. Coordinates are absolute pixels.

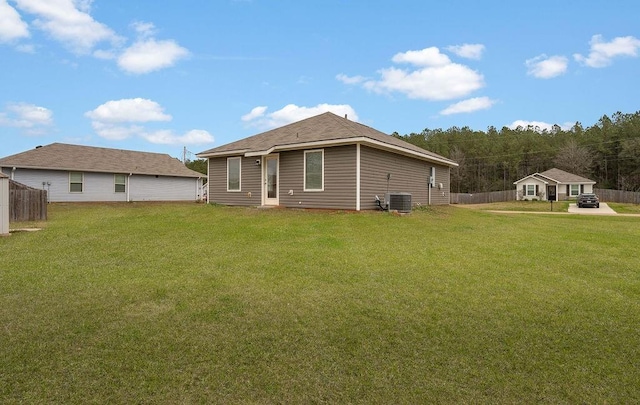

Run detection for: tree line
[[394, 110, 640, 193]]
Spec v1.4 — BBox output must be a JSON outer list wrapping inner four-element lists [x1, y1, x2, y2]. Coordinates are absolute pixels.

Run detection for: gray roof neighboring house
[[0, 143, 203, 178], [198, 112, 458, 167], [514, 168, 596, 185]]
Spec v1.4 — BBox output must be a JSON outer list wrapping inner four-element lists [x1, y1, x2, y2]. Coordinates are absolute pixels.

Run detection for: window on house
[[69, 172, 83, 192], [227, 157, 241, 191], [526, 184, 536, 196], [115, 174, 126, 193], [304, 150, 323, 191], [570, 184, 579, 197]]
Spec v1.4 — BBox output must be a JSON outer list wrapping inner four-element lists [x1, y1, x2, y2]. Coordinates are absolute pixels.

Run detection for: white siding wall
[[3, 168, 201, 202], [516, 178, 548, 201], [129, 175, 201, 201]]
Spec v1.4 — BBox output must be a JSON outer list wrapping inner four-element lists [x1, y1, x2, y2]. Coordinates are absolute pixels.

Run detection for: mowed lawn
[[2, 203, 639, 403]]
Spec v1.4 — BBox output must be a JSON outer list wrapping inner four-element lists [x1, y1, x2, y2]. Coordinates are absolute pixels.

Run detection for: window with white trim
[[570, 184, 579, 197], [526, 184, 536, 196], [227, 157, 241, 191], [304, 150, 323, 191], [115, 174, 126, 193], [69, 172, 83, 193]]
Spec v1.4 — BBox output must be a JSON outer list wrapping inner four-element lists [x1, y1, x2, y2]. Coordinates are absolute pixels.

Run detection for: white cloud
[[242, 104, 358, 129], [446, 44, 485, 60], [525, 54, 568, 79], [336, 73, 366, 85], [574, 34, 640, 68], [341, 46, 484, 101], [391, 47, 451, 66], [131, 21, 156, 39], [241, 106, 267, 122], [7, 5, 185, 75], [86, 98, 211, 145], [118, 38, 189, 74], [440, 97, 496, 115], [85, 98, 172, 123], [14, 0, 121, 53], [0, 102, 54, 136], [363, 64, 484, 101], [0, 102, 53, 127], [90, 121, 143, 141], [141, 129, 214, 145], [0, 0, 29, 43], [508, 120, 572, 132]]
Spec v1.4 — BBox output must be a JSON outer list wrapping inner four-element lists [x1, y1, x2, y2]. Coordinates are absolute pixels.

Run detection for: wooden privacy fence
[[452, 188, 640, 205], [451, 190, 517, 204], [594, 188, 640, 204], [10, 180, 47, 222]]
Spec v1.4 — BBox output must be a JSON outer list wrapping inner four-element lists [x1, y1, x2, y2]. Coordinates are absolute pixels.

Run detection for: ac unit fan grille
[[386, 192, 412, 212]]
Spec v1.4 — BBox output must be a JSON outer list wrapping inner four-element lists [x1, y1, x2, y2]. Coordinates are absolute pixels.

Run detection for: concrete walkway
[[567, 202, 617, 215]]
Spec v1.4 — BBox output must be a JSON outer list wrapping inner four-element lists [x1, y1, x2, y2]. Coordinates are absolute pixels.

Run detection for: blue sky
[[1, 0, 640, 160]]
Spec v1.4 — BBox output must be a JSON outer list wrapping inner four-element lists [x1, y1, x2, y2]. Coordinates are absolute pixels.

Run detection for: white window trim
[[526, 184, 536, 196], [570, 184, 580, 197], [69, 172, 83, 193], [114, 174, 126, 193], [227, 157, 242, 192], [304, 149, 324, 192]]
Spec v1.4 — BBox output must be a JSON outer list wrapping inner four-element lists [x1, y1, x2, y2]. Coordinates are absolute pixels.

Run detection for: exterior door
[[264, 155, 279, 205]]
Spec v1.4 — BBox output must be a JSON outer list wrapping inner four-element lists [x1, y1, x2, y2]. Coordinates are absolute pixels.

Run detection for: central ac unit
[[385, 192, 412, 212]]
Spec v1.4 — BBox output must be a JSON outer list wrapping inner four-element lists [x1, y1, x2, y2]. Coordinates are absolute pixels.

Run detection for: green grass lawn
[[2, 203, 639, 403], [608, 202, 640, 214], [456, 200, 571, 212]]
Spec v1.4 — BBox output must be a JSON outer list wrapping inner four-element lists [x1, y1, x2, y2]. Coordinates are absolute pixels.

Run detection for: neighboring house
[[0, 172, 8, 235], [514, 168, 596, 201], [0, 143, 204, 203], [197, 112, 458, 211]]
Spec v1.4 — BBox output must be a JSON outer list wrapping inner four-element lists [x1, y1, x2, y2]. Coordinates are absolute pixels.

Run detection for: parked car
[[577, 193, 600, 208]]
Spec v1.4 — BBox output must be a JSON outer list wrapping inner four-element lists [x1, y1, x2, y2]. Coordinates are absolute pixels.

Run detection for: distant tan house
[[514, 168, 596, 201], [0, 143, 204, 203], [197, 112, 458, 211]]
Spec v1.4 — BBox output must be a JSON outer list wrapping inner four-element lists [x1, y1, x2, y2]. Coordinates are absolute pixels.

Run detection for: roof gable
[[0, 143, 203, 178], [197, 112, 457, 167], [537, 168, 595, 184], [514, 168, 595, 185]]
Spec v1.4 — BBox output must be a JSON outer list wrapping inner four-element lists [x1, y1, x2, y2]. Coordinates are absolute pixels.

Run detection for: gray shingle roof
[[537, 168, 595, 184], [198, 112, 457, 167], [0, 143, 203, 178]]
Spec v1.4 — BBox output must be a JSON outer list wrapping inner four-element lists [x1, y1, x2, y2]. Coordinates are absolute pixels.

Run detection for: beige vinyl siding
[[208, 156, 261, 206], [279, 145, 357, 209], [359, 145, 451, 208]]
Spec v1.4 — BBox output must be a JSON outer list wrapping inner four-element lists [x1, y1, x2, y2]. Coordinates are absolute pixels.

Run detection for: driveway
[[568, 202, 617, 215]]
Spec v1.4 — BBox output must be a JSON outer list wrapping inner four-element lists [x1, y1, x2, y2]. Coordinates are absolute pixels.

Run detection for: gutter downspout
[[356, 144, 360, 211], [127, 173, 132, 202], [11, 167, 16, 180]]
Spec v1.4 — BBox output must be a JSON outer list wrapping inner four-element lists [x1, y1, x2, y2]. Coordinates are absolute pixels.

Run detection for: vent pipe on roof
[[344, 114, 348, 119]]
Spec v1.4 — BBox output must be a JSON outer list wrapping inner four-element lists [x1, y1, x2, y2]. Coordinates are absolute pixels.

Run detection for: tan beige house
[[0, 143, 204, 203], [514, 168, 596, 201], [197, 112, 458, 211]]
